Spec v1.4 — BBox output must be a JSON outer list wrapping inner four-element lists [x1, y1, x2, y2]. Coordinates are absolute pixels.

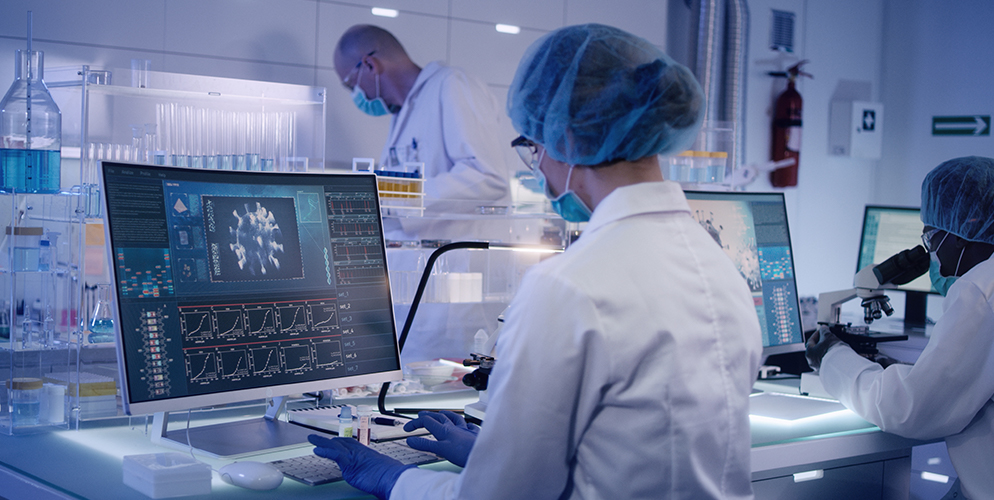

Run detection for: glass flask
[[88, 284, 115, 344], [0, 49, 62, 193]]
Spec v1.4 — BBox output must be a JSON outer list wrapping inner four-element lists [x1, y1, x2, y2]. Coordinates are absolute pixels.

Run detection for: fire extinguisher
[[769, 61, 812, 187]]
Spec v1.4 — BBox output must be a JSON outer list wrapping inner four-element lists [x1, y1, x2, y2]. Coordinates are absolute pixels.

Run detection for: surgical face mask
[[929, 254, 958, 296], [350, 65, 389, 117], [534, 157, 592, 223], [927, 232, 964, 296]]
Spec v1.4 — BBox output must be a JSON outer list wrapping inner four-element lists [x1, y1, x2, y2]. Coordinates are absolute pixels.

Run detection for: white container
[[123, 453, 211, 499]]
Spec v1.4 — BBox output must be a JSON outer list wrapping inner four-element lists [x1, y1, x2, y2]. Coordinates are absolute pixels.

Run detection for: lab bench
[[0, 380, 930, 500]]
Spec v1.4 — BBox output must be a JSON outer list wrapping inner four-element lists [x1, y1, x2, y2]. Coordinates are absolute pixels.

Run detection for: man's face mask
[[927, 231, 964, 296], [351, 64, 389, 117]]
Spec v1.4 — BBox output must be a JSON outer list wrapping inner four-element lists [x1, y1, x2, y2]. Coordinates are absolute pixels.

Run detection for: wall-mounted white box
[[830, 101, 884, 159]]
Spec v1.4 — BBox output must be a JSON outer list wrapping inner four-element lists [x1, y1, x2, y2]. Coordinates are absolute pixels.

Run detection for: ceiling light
[[372, 7, 399, 18], [495, 24, 520, 35]]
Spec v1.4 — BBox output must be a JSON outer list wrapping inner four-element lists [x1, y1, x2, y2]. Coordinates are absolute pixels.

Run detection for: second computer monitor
[[684, 191, 805, 359], [857, 205, 934, 327]]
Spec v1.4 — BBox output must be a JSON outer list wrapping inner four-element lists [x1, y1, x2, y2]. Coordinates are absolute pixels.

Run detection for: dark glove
[[404, 410, 479, 467], [805, 325, 844, 372], [873, 354, 904, 368], [308, 434, 414, 500]]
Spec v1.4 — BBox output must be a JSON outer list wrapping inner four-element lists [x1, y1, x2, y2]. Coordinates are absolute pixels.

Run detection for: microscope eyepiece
[[872, 246, 929, 286]]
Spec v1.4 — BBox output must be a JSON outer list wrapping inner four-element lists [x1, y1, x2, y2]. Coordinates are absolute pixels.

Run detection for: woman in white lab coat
[[807, 156, 994, 500], [311, 24, 764, 500]]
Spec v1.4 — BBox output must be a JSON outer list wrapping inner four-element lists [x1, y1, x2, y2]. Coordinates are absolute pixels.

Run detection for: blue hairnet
[[507, 24, 705, 166], [921, 156, 994, 244]]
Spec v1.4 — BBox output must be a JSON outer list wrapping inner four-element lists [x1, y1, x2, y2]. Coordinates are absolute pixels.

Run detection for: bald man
[[334, 25, 514, 236]]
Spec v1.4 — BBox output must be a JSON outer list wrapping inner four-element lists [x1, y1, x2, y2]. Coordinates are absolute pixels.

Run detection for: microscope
[[815, 245, 930, 355], [801, 246, 930, 397]]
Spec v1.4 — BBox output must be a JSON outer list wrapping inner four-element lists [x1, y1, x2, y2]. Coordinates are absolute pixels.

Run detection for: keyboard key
[[271, 440, 442, 486]]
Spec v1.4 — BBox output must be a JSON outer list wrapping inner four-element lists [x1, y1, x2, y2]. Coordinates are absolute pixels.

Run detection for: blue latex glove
[[404, 410, 479, 467], [308, 434, 414, 500], [805, 325, 845, 372]]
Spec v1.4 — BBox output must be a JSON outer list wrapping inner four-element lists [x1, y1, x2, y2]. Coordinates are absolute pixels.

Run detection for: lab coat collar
[[387, 61, 447, 148], [582, 181, 691, 235]]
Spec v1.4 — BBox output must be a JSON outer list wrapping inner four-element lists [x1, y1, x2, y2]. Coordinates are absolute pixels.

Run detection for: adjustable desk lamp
[[377, 241, 563, 417]]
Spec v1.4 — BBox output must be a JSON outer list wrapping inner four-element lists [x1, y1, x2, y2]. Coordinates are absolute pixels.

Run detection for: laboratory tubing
[[0, 49, 62, 193], [668, 151, 694, 182], [338, 406, 354, 438], [356, 405, 372, 445], [131, 59, 151, 89], [0, 300, 10, 342], [7, 377, 43, 427]]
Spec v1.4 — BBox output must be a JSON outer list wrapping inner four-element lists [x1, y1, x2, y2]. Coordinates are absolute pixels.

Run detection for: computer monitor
[[101, 161, 402, 457], [684, 191, 805, 361], [857, 205, 935, 326]]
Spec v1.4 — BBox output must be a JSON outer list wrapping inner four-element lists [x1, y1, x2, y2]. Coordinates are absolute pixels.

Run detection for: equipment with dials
[[816, 246, 930, 355]]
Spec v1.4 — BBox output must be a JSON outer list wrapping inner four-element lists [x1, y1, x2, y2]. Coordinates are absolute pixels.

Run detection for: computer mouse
[[218, 461, 284, 490]]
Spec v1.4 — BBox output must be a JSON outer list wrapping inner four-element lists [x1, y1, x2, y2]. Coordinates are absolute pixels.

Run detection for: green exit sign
[[932, 115, 990, 136]]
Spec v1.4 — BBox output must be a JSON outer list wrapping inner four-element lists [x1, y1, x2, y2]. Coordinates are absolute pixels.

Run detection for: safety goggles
[[511, 135, 538, 171], [921, 227, 944, 252], [342, 50, 377, 90]]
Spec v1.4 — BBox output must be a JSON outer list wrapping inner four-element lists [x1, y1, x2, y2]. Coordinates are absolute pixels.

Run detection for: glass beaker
[[87, 284, 115, 343], [0, 49, 62, 193], [7, 377, 43, 427]]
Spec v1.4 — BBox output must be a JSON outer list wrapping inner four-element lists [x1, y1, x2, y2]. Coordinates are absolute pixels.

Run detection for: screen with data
[[857, 206, 934, 293], [101, 162, 401, 414], [684, 191, 805, 355]]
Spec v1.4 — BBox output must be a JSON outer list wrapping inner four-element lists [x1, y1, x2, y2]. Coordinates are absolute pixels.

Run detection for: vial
[[7, 377, 43, 427], [338, 406, 353, 438], [356, 405, 372, 445]]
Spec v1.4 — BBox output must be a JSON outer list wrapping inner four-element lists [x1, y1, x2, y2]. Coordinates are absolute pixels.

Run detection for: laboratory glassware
[[0, 50, 61, 193]]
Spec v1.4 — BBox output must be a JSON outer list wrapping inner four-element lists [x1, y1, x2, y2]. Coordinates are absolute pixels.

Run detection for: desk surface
[[0, 381, 927, 500]]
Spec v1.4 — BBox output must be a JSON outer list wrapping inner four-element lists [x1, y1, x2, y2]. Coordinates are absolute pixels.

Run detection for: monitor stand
[[903, 291, 929, 330], [149, 396, 315, 459]]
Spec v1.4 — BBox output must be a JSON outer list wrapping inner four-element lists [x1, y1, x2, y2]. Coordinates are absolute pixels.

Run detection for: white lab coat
[[390, 181, 763, 500], [819, 256, 994, 500], [380, 62, 515, 241]]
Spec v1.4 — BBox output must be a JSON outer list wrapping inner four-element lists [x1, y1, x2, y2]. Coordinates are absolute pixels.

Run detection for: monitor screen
[[101, 162, 403, 416], [857, 205, 935, 294], [684, 191, 805, 357]]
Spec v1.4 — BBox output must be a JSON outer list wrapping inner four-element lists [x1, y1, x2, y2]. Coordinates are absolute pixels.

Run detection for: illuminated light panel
[[793, 470, 824, 483], [496, 24, 521, 34], [921, 471, 950, 484], [371, 7, 399, 18], [749, 409, 854, 426]]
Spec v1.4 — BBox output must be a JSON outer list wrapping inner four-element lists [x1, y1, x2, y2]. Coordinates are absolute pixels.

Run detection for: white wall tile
[[450, 0, 565, 31], [162, 54, 316, 86], [163, 0, 317, 66], [565, 0, 667, 47], [320, 0, 449, 18], [2, 1, 167, 51], [449, 20, 545, 87], [317, 4, 449, 70]]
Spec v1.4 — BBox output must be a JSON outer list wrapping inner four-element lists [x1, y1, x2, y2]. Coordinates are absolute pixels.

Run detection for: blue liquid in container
[[0, 148, 61, 193], [88, 318, 115, 343]]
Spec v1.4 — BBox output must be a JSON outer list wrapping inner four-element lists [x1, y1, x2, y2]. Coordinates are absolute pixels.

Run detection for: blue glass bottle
[[0, 49, 62, 193]]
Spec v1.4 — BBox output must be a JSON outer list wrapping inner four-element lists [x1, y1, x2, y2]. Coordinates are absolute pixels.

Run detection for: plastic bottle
[[338, 406, 353, 438], [473, 329, 488, 355], [356, 405, 372, 445], [0, 49, 62, 193]]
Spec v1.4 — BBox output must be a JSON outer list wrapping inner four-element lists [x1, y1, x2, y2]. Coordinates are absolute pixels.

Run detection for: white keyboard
[[270, 440, 442, 486]]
